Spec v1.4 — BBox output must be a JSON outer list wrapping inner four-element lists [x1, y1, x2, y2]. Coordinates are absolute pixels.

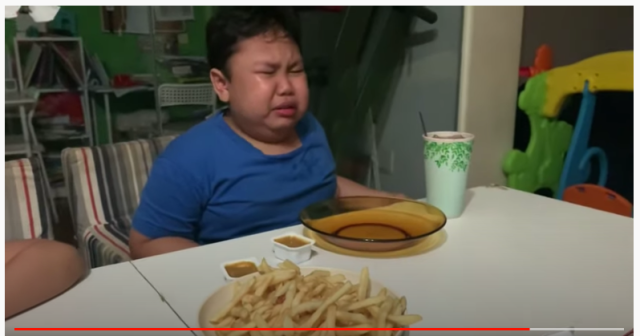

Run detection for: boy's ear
[[210, 69, 230, 103]]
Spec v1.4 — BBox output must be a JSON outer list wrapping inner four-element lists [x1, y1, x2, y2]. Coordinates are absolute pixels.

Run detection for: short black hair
[[206, 6, 301, 78]]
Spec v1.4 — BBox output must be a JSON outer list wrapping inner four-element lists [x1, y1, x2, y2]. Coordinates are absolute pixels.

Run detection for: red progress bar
[[15, 328, 531, 331]]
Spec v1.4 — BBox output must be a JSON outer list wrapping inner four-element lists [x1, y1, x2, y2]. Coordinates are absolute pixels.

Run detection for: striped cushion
[[83, 223, 130, 268], [5, 157, 54, 240], [62, 136, 176, 256]]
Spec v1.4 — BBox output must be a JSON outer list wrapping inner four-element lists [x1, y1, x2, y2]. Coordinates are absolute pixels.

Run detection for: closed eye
[[254, 62, 279, 75]]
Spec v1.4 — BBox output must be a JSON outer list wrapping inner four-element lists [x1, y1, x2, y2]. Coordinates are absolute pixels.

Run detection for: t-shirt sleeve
[[132, 157, 206, 241]]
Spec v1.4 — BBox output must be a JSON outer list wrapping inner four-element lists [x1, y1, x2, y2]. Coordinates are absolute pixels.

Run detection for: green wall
[[5, 6, 214, 144], [6, 6, 212, 74]]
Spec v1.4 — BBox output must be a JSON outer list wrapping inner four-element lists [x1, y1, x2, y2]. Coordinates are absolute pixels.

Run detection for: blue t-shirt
[[132, 111, 337, 245]]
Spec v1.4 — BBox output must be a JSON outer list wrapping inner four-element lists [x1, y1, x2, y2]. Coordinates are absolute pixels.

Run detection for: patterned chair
[[62, 135, 176, 268], [5, 157, 55, 241]]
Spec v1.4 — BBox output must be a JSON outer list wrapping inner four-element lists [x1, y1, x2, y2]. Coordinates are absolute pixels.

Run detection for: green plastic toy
[[502, 73, 573, 196]]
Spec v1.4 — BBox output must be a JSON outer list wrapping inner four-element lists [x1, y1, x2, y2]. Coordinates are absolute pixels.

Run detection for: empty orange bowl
[[300, 196, 446, 252]]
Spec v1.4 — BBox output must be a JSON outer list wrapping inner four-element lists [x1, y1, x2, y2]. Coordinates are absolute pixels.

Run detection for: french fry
[[233, 281, 241, 298], [309, 270, 331, 277], [279, 260, 300, 273], [327, 274, 346, 283], [282, 308, 295, 336], [375, 300, 392, 336], [391, 298, 402, 316], [271, 270, 297, 286], [302, 282, 352, 328], [398, 297, 407, 314], [270, 304, 283, 318], [209, 259, 423, 336], [283, 280, 296, 310], [292, 300, 322, 316], [318, 321, 328, 336], [214, 316, 235, 328], [254, 313, 273, 336], [259, 259, 273, 274], [274, 281, 292, 298], [211, 278, 256, 323], [336, 325, 374, 336], [326, 305, 337, 336], [230, 306, 249, 320], [255, 274, 273, 297], [311, 284, 326, 297], [345, 296, 385, 311], [254, 300, 267, 310], [357, 268, 369, 301], [227, 321, 256, 336], [292, 288, 306, 307], [251, 306, 269, 320], [335, 311, 370, 325]]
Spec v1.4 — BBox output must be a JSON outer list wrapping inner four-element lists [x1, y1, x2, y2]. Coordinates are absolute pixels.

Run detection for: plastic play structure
[[503, 46, 633, 217]]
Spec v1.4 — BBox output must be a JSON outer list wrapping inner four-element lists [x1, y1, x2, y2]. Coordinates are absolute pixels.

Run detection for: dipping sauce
[[224, 261, 258, 278], [274, 235, 310, 248]]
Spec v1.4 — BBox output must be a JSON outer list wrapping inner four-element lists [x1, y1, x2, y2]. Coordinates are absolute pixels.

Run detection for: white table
[[130, 187, 633, 336], [5, 262, 193, 336]]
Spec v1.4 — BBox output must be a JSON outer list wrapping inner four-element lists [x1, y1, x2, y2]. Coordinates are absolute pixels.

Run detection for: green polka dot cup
[[423, 131, 474, 218]]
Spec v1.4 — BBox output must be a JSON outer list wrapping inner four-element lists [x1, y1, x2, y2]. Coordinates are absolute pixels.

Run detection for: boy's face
[[211, 32, 309, 136]]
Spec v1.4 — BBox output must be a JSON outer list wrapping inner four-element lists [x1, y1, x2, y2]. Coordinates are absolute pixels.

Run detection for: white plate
[[198, 267, 402, 336]]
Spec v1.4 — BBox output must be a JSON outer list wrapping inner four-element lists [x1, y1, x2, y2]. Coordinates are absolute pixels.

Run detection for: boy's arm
[[129, 231, 198, 259], [129, 158, 204, 259], [6, 239, 85, 319], [336, 176, 405, 198]]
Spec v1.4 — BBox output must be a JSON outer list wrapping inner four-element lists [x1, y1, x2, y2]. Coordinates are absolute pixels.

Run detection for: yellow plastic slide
[[543, 51, 633, 118]]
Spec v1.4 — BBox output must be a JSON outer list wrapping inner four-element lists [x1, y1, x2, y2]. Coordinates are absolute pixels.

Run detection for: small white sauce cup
[[219, 257, 259, 282], [271, 232, 315, 264]]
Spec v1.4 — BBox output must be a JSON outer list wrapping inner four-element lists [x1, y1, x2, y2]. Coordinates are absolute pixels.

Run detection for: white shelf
[[34, 86, 84, 93], [16, 36, 82, 42], [13, 36, 93, 146], [12, 36, 93, 200], [39, 134, 89, 141], [4, 141, 44, 156]]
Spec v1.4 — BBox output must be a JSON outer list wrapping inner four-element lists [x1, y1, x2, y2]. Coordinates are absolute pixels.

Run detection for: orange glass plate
[[300, 196, 447, 253]]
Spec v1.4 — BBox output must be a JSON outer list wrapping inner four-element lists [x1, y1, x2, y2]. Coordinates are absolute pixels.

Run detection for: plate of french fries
[[200, 259, 423, 336]]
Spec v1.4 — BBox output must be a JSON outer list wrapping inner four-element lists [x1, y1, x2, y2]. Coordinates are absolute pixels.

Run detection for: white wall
[[457, 6, 524, 188], [455, 6, 633, 189], [378, 6, 526, 196], [369, 6, 632, 196], [520, 6, 633, 68], [378, 7, 463, 198]]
